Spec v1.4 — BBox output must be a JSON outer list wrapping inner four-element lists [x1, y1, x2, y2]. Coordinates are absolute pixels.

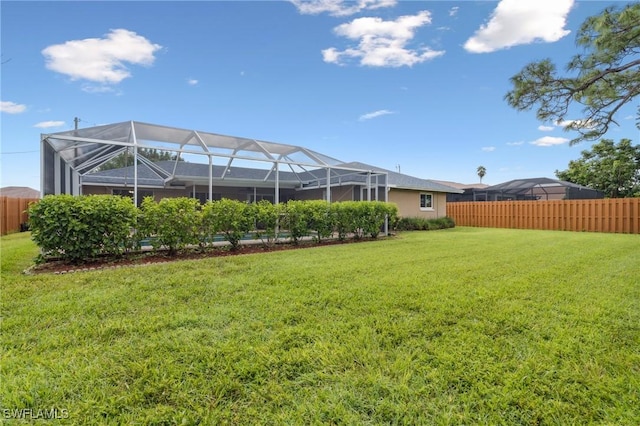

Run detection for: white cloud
[[34, 121, 65, 129], [449, 6, 459, 17], [42, 29, 162, 84], [530, 136, 569, 147], [464, 0, 573, 53], [556, 118, 596, 130], [187, 79, 199, 86], [1, 101, 27, 114], [359, 109, 394, 121], [290, 0, 396, 17], [482, 146, 496, 152], [323, 11, 445, 67], [538, 125, 554, 131], [506, 141, 525, 146]]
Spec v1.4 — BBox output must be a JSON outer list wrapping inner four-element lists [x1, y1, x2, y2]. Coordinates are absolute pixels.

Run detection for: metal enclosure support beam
[[274, 161, 280, 204], [132, 122, 139, 206], [65, 163, 72, 194], [40, 138, 45, 198], [375, 175, 378, 201], [326, 167, 331, 202], [54, 152, 61, 195], [77, 174, 82, 195], [385, 173, 389, 202], [208, 155, 213, 201]]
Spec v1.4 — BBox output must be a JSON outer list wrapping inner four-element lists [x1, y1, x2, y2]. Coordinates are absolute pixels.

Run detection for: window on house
[[420, 193, 433, 210]]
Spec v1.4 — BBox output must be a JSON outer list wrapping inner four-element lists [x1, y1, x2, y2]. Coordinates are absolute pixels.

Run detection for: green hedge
[[202, 198, 254, 250], [28, 194, 137, 263], [139, 197, 202, 255], [28, 195, 401, 263]]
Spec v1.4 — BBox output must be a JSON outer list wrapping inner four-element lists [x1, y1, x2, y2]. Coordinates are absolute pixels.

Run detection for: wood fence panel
[[447, 199, 640, 234], [1, 197, 40, 236]]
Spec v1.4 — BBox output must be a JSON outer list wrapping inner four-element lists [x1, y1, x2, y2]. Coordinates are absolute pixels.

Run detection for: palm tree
[[477, 166, 486, 183]]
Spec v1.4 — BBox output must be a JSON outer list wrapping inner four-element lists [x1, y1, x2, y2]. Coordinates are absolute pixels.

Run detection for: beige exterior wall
[[389, 188, 447, 218]]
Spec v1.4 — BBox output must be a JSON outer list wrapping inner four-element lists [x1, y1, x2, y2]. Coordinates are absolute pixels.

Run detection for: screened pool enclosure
[[41, 121, 389, 205]]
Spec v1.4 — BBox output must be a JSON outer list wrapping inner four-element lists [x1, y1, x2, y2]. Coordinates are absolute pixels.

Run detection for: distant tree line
[[556, 138, 640, 198]]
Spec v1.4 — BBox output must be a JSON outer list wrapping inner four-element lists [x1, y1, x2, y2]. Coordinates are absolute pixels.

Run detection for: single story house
[[42, 121, 462, 218]]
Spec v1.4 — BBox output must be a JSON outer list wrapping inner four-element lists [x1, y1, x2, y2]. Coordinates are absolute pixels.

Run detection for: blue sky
[[2, 0, 638, 191]]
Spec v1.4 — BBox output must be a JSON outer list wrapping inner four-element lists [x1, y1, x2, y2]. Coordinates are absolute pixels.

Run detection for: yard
[[1, 228, 638, 424]]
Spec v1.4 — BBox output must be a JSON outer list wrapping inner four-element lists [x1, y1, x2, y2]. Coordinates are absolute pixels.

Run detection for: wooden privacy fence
[[447, 199, 640, 234], [0, 197, 40, 236]]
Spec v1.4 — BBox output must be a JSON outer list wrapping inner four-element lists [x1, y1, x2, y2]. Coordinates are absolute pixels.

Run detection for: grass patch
[[1, 228, 639, 424]]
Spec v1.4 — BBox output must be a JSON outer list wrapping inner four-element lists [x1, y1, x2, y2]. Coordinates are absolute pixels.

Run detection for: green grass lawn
[[1, 228, 639, 425]]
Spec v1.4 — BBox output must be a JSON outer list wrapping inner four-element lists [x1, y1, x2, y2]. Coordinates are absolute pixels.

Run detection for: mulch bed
[[25, 237, 381, 275]]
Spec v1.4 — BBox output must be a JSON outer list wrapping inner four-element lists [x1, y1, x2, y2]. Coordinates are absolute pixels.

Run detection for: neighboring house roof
[[473, 177, 604, 200], [338, 162, 463, 194], [483, 177, 595, 193], [0, 186, 40, 198]]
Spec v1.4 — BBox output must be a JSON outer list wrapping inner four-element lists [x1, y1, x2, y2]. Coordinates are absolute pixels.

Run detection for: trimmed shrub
[[304, 200, 335, 242], [28, 194, 137, 263], [281, 200, 309, 244], [252, 200, 282, 247], [362, 202, 397, 238], [332, 201, 357, 241], [201, 198, 254, 250], [330, 201, 396, 240], [139, 197, 201, 255]]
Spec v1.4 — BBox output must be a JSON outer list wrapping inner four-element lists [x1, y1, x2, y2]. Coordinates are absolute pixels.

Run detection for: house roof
[[83, 161, 305, 188], [338, 162, 463, 193], [0, 186, 40, 198], [83, 160, 464, 194]]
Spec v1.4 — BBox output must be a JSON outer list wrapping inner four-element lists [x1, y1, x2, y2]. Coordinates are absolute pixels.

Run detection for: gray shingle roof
[[83, 160, 463, 194], [337, 162, 463, 193], [83, 161, 304, 187]]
